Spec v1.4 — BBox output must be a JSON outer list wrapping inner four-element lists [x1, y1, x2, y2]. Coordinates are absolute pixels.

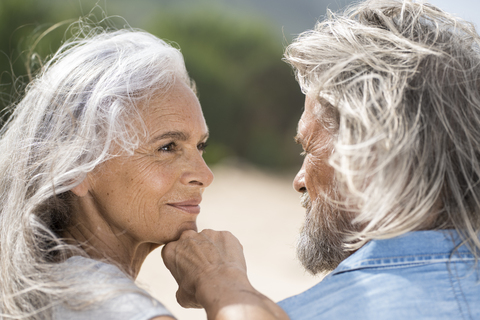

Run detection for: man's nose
[[293, 163, 306, 193]]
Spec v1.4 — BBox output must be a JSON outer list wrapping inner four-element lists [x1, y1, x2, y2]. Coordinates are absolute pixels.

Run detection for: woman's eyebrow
[[200, 132, 210, 141], [150, 131, 189, 144], [149, 131, 210, 144]]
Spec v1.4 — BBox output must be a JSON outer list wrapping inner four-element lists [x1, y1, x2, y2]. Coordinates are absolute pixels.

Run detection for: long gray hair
[[285, 0, 480, 254], [0, 23, 193, 319]]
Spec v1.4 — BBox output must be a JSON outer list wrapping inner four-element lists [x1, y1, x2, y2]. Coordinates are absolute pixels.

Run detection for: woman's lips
[[167, 199, 201, 214]]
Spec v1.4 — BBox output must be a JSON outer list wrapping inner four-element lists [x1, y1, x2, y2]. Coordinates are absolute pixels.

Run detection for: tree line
[[0, 0, 304, 170]]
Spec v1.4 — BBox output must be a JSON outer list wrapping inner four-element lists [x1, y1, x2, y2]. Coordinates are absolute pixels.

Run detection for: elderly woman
[[0, 25, 288, 320]]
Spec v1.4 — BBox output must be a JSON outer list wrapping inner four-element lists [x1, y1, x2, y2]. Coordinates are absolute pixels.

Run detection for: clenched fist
[[162, 229, 247, 308], [161, 229, 289, 320]]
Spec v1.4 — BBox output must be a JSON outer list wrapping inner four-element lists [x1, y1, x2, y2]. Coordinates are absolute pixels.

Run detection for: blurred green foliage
[[0, 0, 304, 170], [0, 0, 80, 114]]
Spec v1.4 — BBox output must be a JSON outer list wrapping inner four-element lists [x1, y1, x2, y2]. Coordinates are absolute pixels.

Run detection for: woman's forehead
[[140, 82, 207, 139]]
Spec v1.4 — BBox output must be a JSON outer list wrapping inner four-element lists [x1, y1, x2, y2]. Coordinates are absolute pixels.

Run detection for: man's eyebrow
[[294, 134, 303, 145]]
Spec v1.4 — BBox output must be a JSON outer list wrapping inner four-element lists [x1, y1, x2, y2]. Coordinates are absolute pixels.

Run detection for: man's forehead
[[295, 109, 316, 145], [306, 94, 333, 113], [296, 97, 336, 146], [305, 95, 316, 112], [304, 94, 339, 133]]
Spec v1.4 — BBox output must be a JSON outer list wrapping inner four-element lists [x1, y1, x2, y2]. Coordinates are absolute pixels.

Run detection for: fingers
[[176, 288, 201, 309], [162, 232, 200, 308], [161, 229, 248, 309], [161, 230, 200, 271], [198, 229, 244, 256], [163, 229, 243, 267]]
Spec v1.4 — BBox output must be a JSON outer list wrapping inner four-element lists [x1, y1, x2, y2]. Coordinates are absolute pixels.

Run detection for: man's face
[[294, 95, 353, 274], [293, 96, 335, 199]]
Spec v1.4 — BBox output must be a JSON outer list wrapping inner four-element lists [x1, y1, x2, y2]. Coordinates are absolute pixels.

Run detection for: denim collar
[[331, 230, 475, 276]]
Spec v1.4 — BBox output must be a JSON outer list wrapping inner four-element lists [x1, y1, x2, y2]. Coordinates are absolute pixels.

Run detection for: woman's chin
[[169, 222, 198, 242]]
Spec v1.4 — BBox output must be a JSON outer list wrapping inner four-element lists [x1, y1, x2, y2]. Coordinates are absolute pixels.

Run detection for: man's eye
[[159, 142, 176, 152], [197, 142, 208, 152]]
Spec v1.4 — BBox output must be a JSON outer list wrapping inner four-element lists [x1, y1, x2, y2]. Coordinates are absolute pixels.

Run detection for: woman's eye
[[159, 142, 176, 152], [197, 142, 208, 152]]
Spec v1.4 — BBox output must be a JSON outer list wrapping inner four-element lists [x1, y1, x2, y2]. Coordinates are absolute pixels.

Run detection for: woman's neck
[[62, 196, 158, 278]]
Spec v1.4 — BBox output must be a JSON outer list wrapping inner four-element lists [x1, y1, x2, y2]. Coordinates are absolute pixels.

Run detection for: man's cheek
[[305, 168, 322, 199]]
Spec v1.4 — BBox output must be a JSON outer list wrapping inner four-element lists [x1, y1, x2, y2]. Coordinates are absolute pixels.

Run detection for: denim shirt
[[278, 230, 480, 320]]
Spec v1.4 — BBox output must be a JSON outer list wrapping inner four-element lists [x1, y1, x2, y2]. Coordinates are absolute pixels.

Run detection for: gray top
[[53, 256, 174, 320]]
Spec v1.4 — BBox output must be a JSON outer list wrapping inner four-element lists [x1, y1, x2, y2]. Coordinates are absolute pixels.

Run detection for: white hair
[[0, 22, 193, 319], [285, 0, 480, 255]]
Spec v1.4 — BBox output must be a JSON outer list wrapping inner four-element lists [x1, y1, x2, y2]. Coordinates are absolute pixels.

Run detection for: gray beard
[[296, 191, 354, 274]]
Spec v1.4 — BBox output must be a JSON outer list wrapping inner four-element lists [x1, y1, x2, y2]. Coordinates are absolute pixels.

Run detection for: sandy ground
[[136, 164, 323, 320]]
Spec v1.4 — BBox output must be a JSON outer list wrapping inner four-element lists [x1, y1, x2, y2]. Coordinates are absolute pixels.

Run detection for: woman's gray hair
[[285, 0, 480, 254], [0, 22, 193, 319]]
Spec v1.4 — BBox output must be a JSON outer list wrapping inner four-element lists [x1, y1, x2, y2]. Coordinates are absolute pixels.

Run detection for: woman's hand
[[161, 229, 246, 308], [161, 229, 289, 320]]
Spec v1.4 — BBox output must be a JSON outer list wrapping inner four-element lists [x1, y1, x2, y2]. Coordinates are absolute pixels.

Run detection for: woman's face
[[75, 81, 213, 249]]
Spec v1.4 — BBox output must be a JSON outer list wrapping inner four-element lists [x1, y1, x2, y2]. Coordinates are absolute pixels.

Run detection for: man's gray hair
[[0, 22, 192, 319], [285, 0, 480, 255]]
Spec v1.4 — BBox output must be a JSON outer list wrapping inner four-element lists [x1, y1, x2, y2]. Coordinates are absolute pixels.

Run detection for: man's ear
[[70, 177, 90, 197]]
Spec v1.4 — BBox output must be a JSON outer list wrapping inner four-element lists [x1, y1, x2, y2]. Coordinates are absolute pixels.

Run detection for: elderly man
[[161, 0, 480, 319]]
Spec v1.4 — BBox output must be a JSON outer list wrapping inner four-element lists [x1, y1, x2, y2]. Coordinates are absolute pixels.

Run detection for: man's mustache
[[300, 192, 311, 209]]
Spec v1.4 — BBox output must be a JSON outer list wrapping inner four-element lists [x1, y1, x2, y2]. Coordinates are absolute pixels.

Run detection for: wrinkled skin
[[67, 80, 213, 276], [162, 230, 289, 320], [162, 230, 247, 308]]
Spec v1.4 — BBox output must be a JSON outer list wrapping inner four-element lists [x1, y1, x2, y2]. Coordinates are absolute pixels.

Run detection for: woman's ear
[[70, 177, 90, 197]]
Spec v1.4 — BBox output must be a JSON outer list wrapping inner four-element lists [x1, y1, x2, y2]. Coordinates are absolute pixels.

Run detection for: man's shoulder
[[278, 231, 480, 320]]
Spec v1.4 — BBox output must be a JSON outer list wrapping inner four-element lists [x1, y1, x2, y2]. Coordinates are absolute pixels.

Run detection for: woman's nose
[[293, 162, 306, 193], [182, 152, 214, 188]]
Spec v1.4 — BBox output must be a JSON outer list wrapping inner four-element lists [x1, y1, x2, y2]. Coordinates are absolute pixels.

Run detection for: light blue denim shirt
[[278, 230, 480, 319]]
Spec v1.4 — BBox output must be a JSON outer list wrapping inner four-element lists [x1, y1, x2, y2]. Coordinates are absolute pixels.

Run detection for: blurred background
[[0, 0, 359, 170], [1, 0, 478, 319], [1, 0, 477, 169]]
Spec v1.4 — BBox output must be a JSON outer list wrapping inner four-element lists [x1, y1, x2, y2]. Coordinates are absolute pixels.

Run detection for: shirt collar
[[331, 230, 475, 275]]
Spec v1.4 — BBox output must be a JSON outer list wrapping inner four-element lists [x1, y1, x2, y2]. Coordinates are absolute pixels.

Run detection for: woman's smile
[[167, 198, 202, 214]]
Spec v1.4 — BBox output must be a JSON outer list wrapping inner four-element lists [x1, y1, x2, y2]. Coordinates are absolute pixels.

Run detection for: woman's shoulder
[[53, 256, 175, 320], [62, 256, 127, 278]]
